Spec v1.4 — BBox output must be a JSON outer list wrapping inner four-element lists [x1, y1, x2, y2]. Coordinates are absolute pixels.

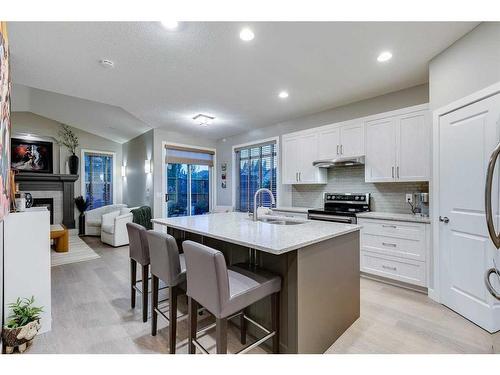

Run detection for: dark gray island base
[[163, 226, 360, 354]]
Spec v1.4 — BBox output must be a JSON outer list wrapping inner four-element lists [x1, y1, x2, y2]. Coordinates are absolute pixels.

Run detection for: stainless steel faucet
[[253, 188, 276, 221]]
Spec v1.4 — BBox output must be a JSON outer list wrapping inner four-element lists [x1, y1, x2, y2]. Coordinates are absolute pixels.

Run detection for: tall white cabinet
[[365, 107, 430, 183]]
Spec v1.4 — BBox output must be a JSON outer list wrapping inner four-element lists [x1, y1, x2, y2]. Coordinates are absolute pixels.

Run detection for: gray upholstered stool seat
[[126, 222, 151, 323], [146, 230, 187, 354], [183, 240, 281, 354]]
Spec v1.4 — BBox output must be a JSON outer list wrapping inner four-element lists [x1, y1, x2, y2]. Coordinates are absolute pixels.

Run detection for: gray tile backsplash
[[292, 165, 428, 214]]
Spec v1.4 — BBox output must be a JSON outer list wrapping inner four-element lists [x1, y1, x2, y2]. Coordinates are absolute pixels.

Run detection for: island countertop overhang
[[152, 212, 361, 255]]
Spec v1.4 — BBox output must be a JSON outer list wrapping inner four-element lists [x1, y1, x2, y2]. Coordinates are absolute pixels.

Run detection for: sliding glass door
[[166, 163, 210, 217]]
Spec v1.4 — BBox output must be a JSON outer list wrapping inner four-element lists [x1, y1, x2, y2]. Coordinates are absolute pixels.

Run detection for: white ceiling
[[9, 22, 478, 143]]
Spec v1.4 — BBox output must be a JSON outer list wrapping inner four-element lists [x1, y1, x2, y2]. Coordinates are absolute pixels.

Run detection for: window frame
[[232, 137, 280, 212], [80, 149, 117, 209]]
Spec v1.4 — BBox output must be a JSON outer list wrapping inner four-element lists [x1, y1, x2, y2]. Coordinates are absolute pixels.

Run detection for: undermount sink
[[258, 217, 305, 225]]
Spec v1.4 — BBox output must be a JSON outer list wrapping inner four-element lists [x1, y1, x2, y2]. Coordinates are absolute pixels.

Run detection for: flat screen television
[[11, 138, 53, 174]]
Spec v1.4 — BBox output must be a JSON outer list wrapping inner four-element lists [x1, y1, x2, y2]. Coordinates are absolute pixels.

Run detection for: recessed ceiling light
[[278, 91, 289, 99], [193, 114, 215, 126], [239, 28, 255, 42], [377, 51, 393, 62], [99, 59, 115, 69], [161, 20, 179, 30]]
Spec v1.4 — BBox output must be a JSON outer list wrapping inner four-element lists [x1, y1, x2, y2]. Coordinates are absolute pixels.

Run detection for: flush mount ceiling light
[[193, 114, 215, 126], [161, 20, 179, 30], [99, 59, 115, 69], [377, 51, 393, 62], [278, 91, 289, 99], [239, 27, 255, 42]]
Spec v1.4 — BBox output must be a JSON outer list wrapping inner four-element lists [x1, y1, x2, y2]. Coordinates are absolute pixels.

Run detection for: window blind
[[236, 141, 277, 212], [165, 145, 214, 167]]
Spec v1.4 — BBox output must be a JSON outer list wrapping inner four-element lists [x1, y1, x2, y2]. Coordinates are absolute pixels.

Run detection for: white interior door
[[439, 93, 500, 333]]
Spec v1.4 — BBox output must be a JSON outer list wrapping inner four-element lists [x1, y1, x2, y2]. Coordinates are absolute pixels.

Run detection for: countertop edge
[[356, 212, 431, 224]]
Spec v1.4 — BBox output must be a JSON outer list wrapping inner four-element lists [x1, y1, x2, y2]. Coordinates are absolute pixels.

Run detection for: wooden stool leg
[[142, 264, 149, 322], [151, 275, 159, 336], [240, 309, 247, 345], [216, 318, 228, 354], [271, 292, 280, 354], [169, 285, 179, 354], [188, 297, 198, 354], [130, 259, 137, 309]]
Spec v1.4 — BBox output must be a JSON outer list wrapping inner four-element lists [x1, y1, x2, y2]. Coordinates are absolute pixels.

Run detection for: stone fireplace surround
[[15, 173, 79, 229]]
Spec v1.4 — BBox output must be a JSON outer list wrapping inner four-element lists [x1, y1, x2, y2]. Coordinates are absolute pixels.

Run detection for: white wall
[[11, 112, 123, 222], [429, 22, 500, 110]]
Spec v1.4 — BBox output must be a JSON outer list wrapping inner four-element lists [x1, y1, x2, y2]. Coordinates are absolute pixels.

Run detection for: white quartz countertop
[[356, 211, 431, 224], [152, 212, 360, 255], [271, 206, 312, 214]]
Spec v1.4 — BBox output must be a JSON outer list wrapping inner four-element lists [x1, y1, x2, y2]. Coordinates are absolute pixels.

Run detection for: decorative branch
[[57, 124, 79, 154]]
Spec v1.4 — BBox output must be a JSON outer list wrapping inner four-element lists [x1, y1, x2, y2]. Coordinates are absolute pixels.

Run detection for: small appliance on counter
[[308, 192, 370, 224], [417, 192, 429, 217]]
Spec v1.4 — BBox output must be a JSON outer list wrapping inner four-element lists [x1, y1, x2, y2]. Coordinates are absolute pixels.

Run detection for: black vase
[[69, 153, 79, 175]]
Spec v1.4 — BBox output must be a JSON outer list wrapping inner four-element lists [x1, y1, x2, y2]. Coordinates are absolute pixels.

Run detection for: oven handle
[[308, 213, 354, 223]]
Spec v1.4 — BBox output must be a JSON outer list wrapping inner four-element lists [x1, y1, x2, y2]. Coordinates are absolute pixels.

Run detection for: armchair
[[101, 209, 133, 247], [84, 204, 127, 236]]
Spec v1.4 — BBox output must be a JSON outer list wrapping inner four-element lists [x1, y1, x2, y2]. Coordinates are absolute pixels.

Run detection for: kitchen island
[[152, 212, 361, 354]]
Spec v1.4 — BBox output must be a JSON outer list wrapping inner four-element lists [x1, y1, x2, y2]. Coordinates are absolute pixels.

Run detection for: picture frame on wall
[[11, 138, 54, 174]]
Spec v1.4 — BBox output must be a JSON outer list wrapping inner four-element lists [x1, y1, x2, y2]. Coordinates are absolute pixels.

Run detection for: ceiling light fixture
[[99, 59, 115, 69], [161, 20, 179, 30], [239, 27, 255, 42], [278, 91, 289, 99], [377, 51, 393, 62], [193, 114, 215, 126]]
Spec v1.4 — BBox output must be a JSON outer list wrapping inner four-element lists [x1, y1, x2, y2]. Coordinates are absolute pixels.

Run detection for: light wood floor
[[29, 237, 497, 354]]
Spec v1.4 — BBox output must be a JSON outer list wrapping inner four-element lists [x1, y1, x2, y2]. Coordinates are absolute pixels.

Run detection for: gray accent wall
[[122, 129, 154, 210], [429, 22, 500, 110], [292, 165, 428, 214], [216, 84, 429, 207]]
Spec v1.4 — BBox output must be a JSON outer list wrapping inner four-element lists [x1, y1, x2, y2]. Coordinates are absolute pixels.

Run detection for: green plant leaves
[[5, 296, 43, 329]]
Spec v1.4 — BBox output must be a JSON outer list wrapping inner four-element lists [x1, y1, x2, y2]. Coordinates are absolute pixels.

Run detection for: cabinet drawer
[[361, 233, 425, 261], [359, 219, 425, 241], [361, 251, 426, 287]]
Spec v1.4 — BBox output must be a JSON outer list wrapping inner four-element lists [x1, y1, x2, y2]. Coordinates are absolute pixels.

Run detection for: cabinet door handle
[[296, 172, 298, 182], [299, 172, 301, 181], [382, 265, 397, 271], [340, 144, 343, 155], [392, 166, 394, 178], [336, 145, 339, 155], [382, 224, 397, 228], [397, 166, 400, 178], [382, 242, 397, 247]]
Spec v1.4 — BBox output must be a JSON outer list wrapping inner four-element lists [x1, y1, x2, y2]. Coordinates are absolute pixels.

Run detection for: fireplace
[[32, 198, 54, 225]]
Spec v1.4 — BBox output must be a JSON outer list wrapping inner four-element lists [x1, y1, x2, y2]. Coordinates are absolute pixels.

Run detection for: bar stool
[[183, 241, 281, 354], [146, 230, 186, 354], [126, 222, 150, 322]]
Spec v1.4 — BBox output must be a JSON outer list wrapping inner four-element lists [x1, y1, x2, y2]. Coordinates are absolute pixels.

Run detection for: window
[[83, 151, 114, 209], [236, 141, 277, 212], [165, 146, 213, 217]]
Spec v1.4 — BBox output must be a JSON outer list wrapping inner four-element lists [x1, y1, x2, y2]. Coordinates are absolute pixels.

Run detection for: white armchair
[[84, 204, 127, 236], [100, 209, 133, 247]]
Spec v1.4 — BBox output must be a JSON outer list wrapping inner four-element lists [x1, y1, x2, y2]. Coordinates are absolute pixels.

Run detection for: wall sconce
[[144, 159, 152, 174], [121, 165, 126, 177]]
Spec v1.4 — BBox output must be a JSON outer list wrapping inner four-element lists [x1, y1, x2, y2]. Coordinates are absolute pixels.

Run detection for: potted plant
[[75, 195, 90, 236], [2, 296, 43, 354], [57, 124, 79, 175]]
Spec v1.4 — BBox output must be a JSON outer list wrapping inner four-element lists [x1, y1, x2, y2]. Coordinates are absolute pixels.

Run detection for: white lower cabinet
[[358, 218, 430, 287]]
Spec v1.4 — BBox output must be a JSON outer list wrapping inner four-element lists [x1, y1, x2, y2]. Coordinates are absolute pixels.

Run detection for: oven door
[[307, 213, 356, 224]]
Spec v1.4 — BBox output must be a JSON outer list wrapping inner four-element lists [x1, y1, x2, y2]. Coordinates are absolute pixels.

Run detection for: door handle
[[340, 145, 343, 155], [296, 172, 298, 182], [397, 166, 400, 178], [299, 172, 301, 181], [337, 145, 339, 155], [392, 166, 394, 178], [439, 216, 449, 223], [485, 141, 500, 249]]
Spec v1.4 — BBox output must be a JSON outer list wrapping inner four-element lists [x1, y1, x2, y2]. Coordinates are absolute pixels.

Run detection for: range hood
[[312, 156, 365, 168]]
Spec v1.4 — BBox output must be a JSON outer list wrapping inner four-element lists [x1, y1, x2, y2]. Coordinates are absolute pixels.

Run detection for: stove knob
[[354, 196, 359, 200], [360, 196, 365, 201]]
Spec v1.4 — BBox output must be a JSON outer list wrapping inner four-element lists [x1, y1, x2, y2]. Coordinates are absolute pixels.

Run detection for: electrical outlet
[[406, 193, 413, 203]]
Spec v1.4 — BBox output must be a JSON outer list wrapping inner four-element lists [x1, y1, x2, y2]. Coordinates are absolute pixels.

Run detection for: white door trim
[[431, 80, 500, 303], [161, 141, 217, 218]]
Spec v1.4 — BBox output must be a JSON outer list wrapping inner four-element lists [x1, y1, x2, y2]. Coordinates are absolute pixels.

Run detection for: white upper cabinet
[[365, 108, 430, 183], [282, 132, 327, 184], [340, 122, 365, 157], [317, 122, 364, 159]]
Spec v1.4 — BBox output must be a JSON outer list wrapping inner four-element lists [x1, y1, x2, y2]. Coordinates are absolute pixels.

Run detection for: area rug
[[51, 234, 100, 267]]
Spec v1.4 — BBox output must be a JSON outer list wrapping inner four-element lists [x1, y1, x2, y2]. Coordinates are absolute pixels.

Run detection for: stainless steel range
[[307, 193, 370, 224]]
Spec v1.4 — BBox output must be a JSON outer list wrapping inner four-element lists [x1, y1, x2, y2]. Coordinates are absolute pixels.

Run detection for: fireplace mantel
[[15, 173, 79, 228]]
